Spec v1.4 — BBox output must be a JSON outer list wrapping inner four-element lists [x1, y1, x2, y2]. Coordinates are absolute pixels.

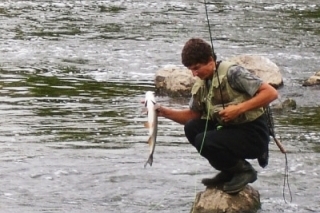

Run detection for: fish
[[143, 91, 158, 168]]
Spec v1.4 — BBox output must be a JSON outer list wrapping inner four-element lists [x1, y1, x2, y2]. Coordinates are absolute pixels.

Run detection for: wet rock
[[273, 98, 297, 111], [302, 71, 320, 86], [155, 55, 283, 97], [190, 185, 260, 213], [154, 65, 196, 97], [225, 55, 283, 88]]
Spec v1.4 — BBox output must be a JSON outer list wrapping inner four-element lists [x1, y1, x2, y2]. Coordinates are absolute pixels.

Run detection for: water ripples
[[0, 0, 320, 212]]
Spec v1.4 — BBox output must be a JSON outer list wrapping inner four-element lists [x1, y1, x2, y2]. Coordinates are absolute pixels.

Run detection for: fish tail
[[144, 154, 153, 168]]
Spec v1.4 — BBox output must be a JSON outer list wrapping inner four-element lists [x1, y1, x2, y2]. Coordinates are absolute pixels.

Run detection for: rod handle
[[274, 137, 286, 154]]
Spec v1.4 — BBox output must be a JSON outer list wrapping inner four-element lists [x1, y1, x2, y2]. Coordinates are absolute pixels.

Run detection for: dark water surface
[[0, 1, 320, 213]]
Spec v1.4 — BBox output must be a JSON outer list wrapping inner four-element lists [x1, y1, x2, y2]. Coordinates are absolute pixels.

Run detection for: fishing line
[[194, 1, 214, 160], [204, 1, 214, 51], [265, 106, 293, 203], [283, 148, 292, 203], [197, 0, 223, 161], [195, 1, 224, 164], [191, 2, 221, 201], [191, 103, 211, 213], [191, 4, 221, 210]]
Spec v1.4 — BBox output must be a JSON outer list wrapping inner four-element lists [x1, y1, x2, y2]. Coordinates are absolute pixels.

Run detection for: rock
[[273, 98, 297, 111], [302, 71, 320, 86], [190, 185, 260, 213], [226, 55, 283, 88], [154, 65, 196, 97], [154, 55, 283, 97]]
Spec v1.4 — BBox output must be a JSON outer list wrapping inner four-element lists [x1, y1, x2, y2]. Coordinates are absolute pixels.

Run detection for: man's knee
[[194, 133, 206, 151], [184, 119, 196, 133], [184, 119, 199, 146]]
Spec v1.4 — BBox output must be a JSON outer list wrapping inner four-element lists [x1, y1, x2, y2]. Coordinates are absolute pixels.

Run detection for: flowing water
[[0, 0, 320, 212]]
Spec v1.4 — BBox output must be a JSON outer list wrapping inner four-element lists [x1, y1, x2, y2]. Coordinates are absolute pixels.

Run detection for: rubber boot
[[257, 150, 269, 168], [223, 160, 257, 194], [201, 171, 233, 186]]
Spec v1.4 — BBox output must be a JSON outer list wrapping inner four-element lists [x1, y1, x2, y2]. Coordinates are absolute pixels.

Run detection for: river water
[[0, 1, 319, 213]]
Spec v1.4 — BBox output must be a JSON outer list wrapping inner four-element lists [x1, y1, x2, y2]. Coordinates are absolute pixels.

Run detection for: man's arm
[[239, 82, 278, 110], [157, 106, 201, 125], [219, 82, 278, 122]]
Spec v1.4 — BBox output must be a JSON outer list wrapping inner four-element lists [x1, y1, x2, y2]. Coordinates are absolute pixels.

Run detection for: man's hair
[[181, 38, 217, 67]]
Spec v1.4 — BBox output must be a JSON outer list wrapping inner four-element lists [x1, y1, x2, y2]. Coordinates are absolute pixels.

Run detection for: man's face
[[188, 58, 216, 80]]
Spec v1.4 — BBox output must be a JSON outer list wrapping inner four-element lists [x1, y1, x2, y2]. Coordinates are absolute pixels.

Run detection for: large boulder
[[302, 71, 320, 86], [155, 55, 283, 97], [190, 185, 260, 213], [154, 65, 196, 97], [226, 55, 283, 88]]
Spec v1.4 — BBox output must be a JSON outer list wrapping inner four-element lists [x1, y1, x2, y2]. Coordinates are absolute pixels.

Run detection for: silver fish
[[143, 91, 158, 168]]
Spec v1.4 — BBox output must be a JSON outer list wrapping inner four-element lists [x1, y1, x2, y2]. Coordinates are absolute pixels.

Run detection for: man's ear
[[208, 56, 215, 63], [207, 57, 215, 66]]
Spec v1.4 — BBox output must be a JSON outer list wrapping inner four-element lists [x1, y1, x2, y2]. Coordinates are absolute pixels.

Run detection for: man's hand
[[218, 104, 242, 123], [154, 103, 163, 116], [141, 99, 162, 116]]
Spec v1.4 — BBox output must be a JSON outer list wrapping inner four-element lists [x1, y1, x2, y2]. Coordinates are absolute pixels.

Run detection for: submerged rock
[[190, 185, 260, 213], [303, 71, 320, 86], [273, 98, 297, 111], [155, 55, 283, 97]]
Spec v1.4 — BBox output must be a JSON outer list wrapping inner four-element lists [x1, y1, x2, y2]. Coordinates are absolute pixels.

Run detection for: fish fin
[[144, 122, 155, 129], [141, 107, 148, 115], [144, 122, 150, 128], [146, 136, 153, 144]]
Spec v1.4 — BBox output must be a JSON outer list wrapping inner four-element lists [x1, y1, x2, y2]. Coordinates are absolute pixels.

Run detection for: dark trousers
[[184, 115, 269, 171]]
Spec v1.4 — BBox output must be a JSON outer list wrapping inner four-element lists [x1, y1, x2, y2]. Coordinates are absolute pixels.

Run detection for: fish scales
[[144, 91, 158, 168]]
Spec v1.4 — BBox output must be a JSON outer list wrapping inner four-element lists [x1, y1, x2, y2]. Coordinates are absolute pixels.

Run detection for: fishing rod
[[203, 0, 225, 109]]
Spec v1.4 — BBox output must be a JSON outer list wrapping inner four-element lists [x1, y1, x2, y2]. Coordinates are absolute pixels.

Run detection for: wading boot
[[201, 171, 233, 186], [223, 160, 257, 194], [257, 150, 269, 168]]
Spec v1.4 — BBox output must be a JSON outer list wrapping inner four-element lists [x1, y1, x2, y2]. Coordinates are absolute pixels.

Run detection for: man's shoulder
[[217, 61, 237, 75], [226, 64, 263, 95], [191, 77, 205, 95], [227, 64, 247, 75]]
